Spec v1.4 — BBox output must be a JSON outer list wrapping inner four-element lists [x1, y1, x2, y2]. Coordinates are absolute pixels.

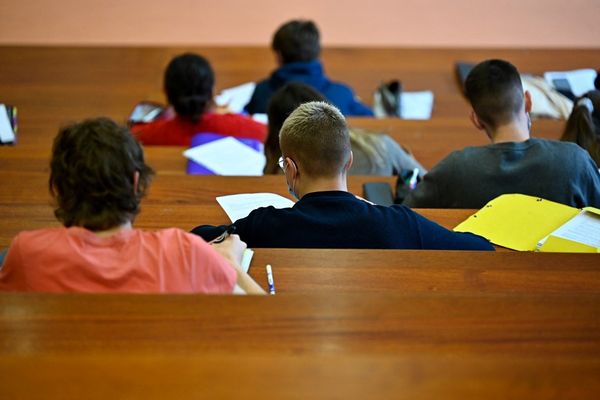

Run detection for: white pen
[[266, 264, 276, 295], [408, 167, 419, 190]]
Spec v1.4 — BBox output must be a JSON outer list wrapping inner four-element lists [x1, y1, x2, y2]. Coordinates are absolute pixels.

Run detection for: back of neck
[[490, 121, 530, 144]]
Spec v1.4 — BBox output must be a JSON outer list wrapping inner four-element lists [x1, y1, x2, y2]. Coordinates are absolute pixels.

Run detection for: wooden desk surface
[[1, 46, 600, 399], [1, 292, 599, 399], [247, 249, 600, 294], [0, 46, 595, 170], [1, 46, 599, 137], [0, 173, 475, 247]]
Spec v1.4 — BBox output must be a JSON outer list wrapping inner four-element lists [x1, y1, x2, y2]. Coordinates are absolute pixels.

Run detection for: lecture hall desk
[[0, 292, 599, 398], [1, 47, 599, 398]]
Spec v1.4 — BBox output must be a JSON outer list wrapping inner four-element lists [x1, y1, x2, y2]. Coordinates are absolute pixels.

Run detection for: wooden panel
[[247, 249, 600, 294], [0, 293, 599, 398]]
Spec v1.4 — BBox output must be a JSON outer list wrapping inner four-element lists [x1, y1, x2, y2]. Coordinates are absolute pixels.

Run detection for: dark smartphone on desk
[[552, 78, 574, 100]]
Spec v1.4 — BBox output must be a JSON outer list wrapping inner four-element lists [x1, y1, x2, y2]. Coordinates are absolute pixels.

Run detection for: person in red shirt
[[131, 53, 267, 146], [0, 117, 264, 294]]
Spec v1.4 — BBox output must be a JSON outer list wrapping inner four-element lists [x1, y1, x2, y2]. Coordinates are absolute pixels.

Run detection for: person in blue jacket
[[244, 20, 374, 117], [193, 101, 493, 251]]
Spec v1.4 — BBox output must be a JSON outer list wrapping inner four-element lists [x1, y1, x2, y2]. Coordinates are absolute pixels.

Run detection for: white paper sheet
[[215, 82, 256, 113], [216, 193, 295, 222], [544, 69, 597, 97], [546, 210, 600, 248], [0, 105, 16, 143], [182, 137, 266, 176], [251, 113, 268, 124], [400, 91, 434, 120], [240, 248, 254, 273]]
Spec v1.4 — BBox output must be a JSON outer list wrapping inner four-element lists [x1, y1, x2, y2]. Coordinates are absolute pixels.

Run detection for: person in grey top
[[263, 82, 425, 176], [403, 59, 600, 209]]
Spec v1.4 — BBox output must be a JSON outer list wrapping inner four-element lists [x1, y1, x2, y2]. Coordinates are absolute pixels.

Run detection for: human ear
[[274, 51, 284, 66], [345, 151, 354, 172], [133, 171, 140, 195], [469, 110, 484, 131], [524, 90, 533, 113]]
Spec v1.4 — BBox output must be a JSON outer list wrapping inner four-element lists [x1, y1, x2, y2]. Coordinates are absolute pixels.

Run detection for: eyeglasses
[[278, 156, 285, 171]]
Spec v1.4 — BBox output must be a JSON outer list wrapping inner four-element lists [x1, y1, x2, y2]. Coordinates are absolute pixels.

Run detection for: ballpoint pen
[[266, 264, 276, 295]]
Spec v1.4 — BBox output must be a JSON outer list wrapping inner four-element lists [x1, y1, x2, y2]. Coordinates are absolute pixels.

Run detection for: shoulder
[[130, 117, 185, 145], [427, 149, 466, 176], [11, 227, 68, 246], [146, 228, 210, 249], [201, 113, 267, 139], [531, 139, 596, 164]]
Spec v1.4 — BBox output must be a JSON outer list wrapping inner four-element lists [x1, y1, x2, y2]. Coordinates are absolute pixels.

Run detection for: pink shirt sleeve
[[184, 232, 237, 294]]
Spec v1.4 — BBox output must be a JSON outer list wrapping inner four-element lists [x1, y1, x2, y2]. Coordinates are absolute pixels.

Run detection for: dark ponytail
[[164, 53, 215, 122], [561, 91, 600, 166]]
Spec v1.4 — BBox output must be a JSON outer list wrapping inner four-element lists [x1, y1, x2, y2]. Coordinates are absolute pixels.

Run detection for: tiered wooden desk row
[[0, 47, 599, 398]]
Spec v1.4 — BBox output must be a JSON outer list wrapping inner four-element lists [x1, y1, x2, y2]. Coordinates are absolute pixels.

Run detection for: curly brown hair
[[49, 117, 154, 231]]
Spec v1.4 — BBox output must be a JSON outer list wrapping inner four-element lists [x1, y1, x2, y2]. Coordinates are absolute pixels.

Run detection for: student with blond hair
[[193, 102, 492, 251]]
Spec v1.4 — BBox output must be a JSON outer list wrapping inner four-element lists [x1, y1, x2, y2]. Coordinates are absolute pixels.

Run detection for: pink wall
[[0, 0, 598, 47]]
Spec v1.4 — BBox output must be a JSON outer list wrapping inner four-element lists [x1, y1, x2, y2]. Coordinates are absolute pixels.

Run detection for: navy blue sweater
[[192, 191, 493, 250], [243, 60, 374, 117]]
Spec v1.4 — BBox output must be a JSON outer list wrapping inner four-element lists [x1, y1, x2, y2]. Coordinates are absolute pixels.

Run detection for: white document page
[[251, 113, 268, 124], [0, 105, 16, 143], [182, 137, 266, 176], [240, 248, 254, 273], [544, 69, 597, 97], [547, 210, 600, 248], [215, 82, 256, 113], [216, 193, 295, 222], [400, 91, 434, 120]]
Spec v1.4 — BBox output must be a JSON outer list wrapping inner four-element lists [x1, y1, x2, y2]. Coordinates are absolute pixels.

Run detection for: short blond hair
[[279, 101, 351, 177]]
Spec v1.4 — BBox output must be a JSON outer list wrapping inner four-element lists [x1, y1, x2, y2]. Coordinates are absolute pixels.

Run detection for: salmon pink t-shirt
[[0, 227, 237, 293]]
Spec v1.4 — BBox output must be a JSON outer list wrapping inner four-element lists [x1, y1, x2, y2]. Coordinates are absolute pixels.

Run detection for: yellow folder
[[453, 194, 600, 252]]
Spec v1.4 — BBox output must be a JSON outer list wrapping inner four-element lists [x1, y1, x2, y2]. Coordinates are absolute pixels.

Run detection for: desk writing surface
[[1, 46, 598, 138], [0, 118, 565, 172], [0, 293, 599, 399], [0, 172, 476, 247], [247, 249, 600, 294], [0, 46, 590, 172]]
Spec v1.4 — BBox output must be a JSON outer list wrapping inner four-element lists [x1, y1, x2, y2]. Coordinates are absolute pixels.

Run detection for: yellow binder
[[454, 194, 600, 252]]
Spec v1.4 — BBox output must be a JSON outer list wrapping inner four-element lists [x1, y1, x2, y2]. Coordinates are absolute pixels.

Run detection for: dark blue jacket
[[244, 60, 374, 117], [192, 191, 494, 250]]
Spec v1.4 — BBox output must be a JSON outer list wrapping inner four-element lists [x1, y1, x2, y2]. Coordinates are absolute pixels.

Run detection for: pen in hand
[[209, 225, 237, 244], [407, 168, 419, 190]]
